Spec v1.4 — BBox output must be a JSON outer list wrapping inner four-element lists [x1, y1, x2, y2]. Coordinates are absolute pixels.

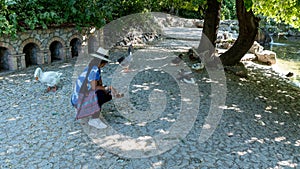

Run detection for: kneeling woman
[[71, 47, 121, 129]]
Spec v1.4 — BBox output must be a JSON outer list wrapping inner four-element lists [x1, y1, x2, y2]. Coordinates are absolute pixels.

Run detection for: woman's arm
[[91, 80, 105, 91]]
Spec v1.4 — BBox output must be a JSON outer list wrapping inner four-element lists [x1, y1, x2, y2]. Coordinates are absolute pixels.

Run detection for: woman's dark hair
[[79, 55, 109, 95]]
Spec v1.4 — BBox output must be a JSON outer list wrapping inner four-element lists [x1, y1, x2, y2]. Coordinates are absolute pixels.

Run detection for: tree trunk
[[198, 0, 222, 52], [220, 0, 260, 66]]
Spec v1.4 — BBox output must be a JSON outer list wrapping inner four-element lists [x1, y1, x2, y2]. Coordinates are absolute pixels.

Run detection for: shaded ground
[[0, 27, 299, 168]]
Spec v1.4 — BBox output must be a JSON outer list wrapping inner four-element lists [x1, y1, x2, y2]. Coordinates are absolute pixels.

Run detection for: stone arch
[[0, 47, 11, 71], [20, 38, 42, 67], [0, 42, 14, 71], [47, 37, 66, 62], [20, 38, 43, 52], [67, 34, 83, 45], [0, 42, 15, 54], [23, 43, 40, 67], [68, 34, 82, 58]]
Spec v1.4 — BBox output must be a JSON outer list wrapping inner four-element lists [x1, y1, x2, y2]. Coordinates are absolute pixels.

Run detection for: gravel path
[[1, 42, 300, 168], [0, 23, 300, 169]]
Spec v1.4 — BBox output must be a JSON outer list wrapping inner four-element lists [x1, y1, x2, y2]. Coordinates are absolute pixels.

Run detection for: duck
[[191, 62, 205, 70], [34, 67, 62, 92], [117, 44, 133, 72], [188, 49, 198, 61], [286, 72, 294, 77]]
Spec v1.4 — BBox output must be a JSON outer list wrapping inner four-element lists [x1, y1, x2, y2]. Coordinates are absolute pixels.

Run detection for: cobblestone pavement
[[1, 29, 300, 168]]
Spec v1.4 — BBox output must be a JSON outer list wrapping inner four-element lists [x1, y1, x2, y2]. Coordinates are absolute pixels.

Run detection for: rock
[[241, 53, 256, 61], [249, 41, 264, 54], [255, 50, 277, 65], [194, 21, 204, 28]]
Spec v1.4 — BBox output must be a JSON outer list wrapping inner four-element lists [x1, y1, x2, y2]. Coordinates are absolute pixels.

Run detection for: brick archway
[[20, 38, 43, 52], [20, 38, 43, 66], [67, 34, 83, 45], [0, 42, 15, 54], [47, 36, 66, 49], [47, 37, 66, 62], [68, 34, 83, 58], [0, 42, 15, 71]]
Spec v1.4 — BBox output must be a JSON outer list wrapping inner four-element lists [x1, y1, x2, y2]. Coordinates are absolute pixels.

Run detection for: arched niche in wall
[[50, 41, 63, 62], [47, 36, 66, 63], [0, 47, 10, 71], [23, 43, 40, 67], [20, 38, 42, 66]]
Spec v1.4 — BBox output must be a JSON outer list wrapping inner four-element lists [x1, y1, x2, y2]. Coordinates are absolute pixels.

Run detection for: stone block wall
[[0, 27, 94, 72]]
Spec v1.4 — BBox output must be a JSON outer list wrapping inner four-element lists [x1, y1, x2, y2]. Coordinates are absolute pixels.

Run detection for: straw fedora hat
[[90, 47, 112, 62]]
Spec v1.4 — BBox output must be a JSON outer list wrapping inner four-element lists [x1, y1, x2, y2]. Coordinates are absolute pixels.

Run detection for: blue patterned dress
[[71, 66, 101, 107]]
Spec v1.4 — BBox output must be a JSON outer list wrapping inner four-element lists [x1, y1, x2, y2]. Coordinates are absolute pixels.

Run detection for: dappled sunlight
[[151, 161, 164, 168], [124, 122, 133, 126], [132, 84, 151, 91], [220, 104, 244, 113], [274, 136, 287, 142], [159, 117, 176, 123], [276, 89, 288, 94], [8, 73, 28, 77], [295, 140, 300, 146], [235, 149, 253, 156], [202, 77, 224, 84], [156, 129, 170, 134], [240, 135, 299, 168], [68, 130, 81, 135], [245, 137, 266, 144], [58, 63, 73, 68], [145, 56, 169, 61], [254, 113, 266, 126], [136, 122, 147, 126], [6, 117, 21, 121], [277, 160, 298, 168], [2, 12, 299, 167], [274, 120, 285, 126], [90, 132, 160, 156]]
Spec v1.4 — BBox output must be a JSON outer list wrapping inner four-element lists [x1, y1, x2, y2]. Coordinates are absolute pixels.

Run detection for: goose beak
[[35, 77, 38, 81]]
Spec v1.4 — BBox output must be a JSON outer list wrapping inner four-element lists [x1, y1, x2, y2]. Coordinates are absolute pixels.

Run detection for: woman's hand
[[91, 80, 106, 91], [105, 86, 112, 91]]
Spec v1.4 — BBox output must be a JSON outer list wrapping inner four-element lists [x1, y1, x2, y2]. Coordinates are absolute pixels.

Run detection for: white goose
[[34, 67, 62, 92]]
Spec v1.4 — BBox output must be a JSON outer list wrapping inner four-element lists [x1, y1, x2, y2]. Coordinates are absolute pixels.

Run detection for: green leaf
[[244, 0, 253, 11]]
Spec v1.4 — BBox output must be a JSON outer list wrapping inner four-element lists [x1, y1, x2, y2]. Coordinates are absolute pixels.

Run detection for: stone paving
[[1, 27, 300, 169]]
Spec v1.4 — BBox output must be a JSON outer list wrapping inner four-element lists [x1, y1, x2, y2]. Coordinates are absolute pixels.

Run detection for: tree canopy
[[0, 0, 299, 38], [251, 0, 300, 29], [1, 0, 236, 37], [0, 0, 113, 36]]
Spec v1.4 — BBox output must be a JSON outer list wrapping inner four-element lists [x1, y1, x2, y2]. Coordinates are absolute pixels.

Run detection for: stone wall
[[0, 27, 104, 72]]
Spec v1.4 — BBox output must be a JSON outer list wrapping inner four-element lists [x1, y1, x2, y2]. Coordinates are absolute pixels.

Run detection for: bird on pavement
[[117, 44, 133, 73], [34, 67, 62, 92]]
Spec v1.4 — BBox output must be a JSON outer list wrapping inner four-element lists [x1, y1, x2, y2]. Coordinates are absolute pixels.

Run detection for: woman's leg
[[96, 90, 112, 106], [92, 90, 112, 118]]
